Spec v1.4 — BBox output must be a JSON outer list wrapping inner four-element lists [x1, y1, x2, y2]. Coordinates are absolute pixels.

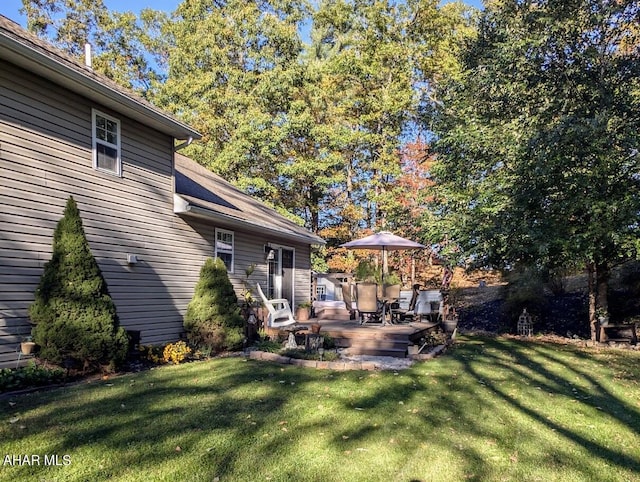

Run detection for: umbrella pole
[[382, 246, 387, 285]]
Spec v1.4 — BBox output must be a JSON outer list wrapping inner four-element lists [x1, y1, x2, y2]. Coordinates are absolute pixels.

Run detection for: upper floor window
[[215, 229, 234, 273], [92, 109, 121, 176]]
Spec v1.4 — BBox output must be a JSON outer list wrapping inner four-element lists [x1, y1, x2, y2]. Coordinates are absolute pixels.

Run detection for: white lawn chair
[[256, 283, 297, 328], [414, 290, 443, 323]]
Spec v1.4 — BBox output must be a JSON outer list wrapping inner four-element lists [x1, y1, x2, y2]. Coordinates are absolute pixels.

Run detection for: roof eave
[[0, 34, 201, 141], [173, 194, 326, 246]]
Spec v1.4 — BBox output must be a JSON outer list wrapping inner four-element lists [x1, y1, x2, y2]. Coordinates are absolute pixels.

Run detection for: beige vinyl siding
[[0, 61, 196, 366], [294, 243, 312, 304], [0, 60, 316, 367], [203, 223, 311, 301]]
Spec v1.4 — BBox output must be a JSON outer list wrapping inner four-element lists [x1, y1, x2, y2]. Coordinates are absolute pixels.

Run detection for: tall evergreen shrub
[[184, 257, 244, 352], [29, 197, 128, 369]]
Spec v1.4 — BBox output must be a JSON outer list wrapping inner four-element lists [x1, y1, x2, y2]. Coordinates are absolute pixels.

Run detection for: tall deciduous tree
[[22, 0, 164, 93], [432, 0, 640, 339], [152, 0, 309, 197], [22, 0, 476, 268], [311, 0, 474, 260]]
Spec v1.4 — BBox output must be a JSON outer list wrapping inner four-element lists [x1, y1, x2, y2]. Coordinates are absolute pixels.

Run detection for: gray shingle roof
[[175, 154, 325, 245], [0, 14, 200, 140]]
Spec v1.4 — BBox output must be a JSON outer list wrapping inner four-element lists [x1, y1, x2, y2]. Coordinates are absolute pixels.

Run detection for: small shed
[[312, 273, 353, 301]]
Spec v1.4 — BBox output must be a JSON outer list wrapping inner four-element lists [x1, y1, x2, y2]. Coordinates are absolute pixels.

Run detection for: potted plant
[[21, 336, 36, 355], [355, 260, 378, 283], [296, 301, 312, 322], [383, 272, 402, 286], [442, 308, 459, 334]]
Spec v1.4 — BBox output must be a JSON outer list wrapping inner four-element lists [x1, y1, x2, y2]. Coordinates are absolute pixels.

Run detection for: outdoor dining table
[[378, 292, 403, 325], [378, 297, 393, 325], [353, 282, 404, 326]]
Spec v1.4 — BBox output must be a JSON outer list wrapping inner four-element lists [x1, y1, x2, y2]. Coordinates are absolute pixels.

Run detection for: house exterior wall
[[0, 60, 313, 367]]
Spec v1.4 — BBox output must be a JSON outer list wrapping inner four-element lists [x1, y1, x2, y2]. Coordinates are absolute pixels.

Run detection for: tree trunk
[[346, 155, 354, 200], [587, 262, 597, 341], [596, 260, 610, 341], [587, 260, 611, 342], [595, 261, 609, 316]]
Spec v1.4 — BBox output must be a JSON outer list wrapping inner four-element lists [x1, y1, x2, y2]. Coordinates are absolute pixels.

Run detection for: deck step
[[334, 336, 409, 357], [343, 346, 408, 357], [313, 319, 441, 358]]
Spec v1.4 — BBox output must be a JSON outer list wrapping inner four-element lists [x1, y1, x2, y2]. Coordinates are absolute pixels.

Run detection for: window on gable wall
[[92, 109, 121, 176], [215, 229, 234, 273]]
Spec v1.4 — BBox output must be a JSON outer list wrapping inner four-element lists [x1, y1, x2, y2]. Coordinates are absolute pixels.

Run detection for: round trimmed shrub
[[184, 257, 244, 352]]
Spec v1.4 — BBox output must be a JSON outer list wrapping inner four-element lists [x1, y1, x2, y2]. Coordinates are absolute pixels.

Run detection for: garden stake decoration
[[517, 309, 533, 337]]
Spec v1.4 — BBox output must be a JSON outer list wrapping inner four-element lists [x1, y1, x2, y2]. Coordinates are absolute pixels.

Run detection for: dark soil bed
[[456, 286, 637, 342]]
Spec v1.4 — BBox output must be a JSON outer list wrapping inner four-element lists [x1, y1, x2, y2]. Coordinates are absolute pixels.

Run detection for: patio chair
[[382, 283, 401, 302], [256, 283, 306, 329], [341, 282, 357, 320], [356, 282, 382, 325], [413, 290, 443, 323], [392, 284, 421, 323], [382, 284, 401, 324], [390, 285, 417, 323]]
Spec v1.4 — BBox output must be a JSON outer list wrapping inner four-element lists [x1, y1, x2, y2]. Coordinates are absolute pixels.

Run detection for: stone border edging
[[246, 343, 450, 371], [248, 350, 379, 370]]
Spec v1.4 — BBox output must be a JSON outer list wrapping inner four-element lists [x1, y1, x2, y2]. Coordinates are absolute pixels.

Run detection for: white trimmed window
[[215, 229, 234, 273], [92, 109, 121, 176]]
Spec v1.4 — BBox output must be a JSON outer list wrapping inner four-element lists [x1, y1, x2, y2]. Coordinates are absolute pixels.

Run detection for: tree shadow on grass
[[437, 337, 640, 479], [323, 337, 640, 481], [2, 358, 321, 480], [2, 337, 640, 481]]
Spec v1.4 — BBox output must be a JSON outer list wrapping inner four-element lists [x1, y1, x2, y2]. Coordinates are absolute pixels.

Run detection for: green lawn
[[2, 336, 639, 482]]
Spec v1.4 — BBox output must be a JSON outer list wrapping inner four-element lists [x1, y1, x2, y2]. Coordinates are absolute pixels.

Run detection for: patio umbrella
[[340, 231, 426, 284]]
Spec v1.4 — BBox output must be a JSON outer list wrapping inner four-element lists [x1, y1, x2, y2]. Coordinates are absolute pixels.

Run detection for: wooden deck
[[298, 318, 440, 358]]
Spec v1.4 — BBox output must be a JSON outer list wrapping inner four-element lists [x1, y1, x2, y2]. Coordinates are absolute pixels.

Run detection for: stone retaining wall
[[246, 343, 449, 370]]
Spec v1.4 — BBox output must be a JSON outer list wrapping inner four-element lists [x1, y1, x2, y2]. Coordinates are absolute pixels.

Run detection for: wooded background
[[20, 0, 640, 336]]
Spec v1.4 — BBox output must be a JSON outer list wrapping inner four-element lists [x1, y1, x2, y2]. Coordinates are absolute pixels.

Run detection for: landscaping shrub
[[184, 257, 244, 352], [0, 362, 66, 393], [29, 197, 128, 370], [253, 338, 282, 353], [162, 341, 192, 364], [281, 349, 340, 361], [322, 335, 336, 350], [139, 344, 164, 364]]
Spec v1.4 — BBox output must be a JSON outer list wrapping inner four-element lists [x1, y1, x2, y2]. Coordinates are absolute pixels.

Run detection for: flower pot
[[311, 323, 321, 334], [21, 341, 36, 355], [442, 318, 458, 334], [297, 307, 310, 322]]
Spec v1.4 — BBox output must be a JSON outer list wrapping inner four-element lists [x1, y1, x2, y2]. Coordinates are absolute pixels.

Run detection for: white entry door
[[267, 246, 295, 307]]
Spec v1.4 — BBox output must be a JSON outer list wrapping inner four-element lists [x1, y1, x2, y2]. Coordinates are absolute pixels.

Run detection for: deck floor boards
[[304, 318, 440, 357]]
